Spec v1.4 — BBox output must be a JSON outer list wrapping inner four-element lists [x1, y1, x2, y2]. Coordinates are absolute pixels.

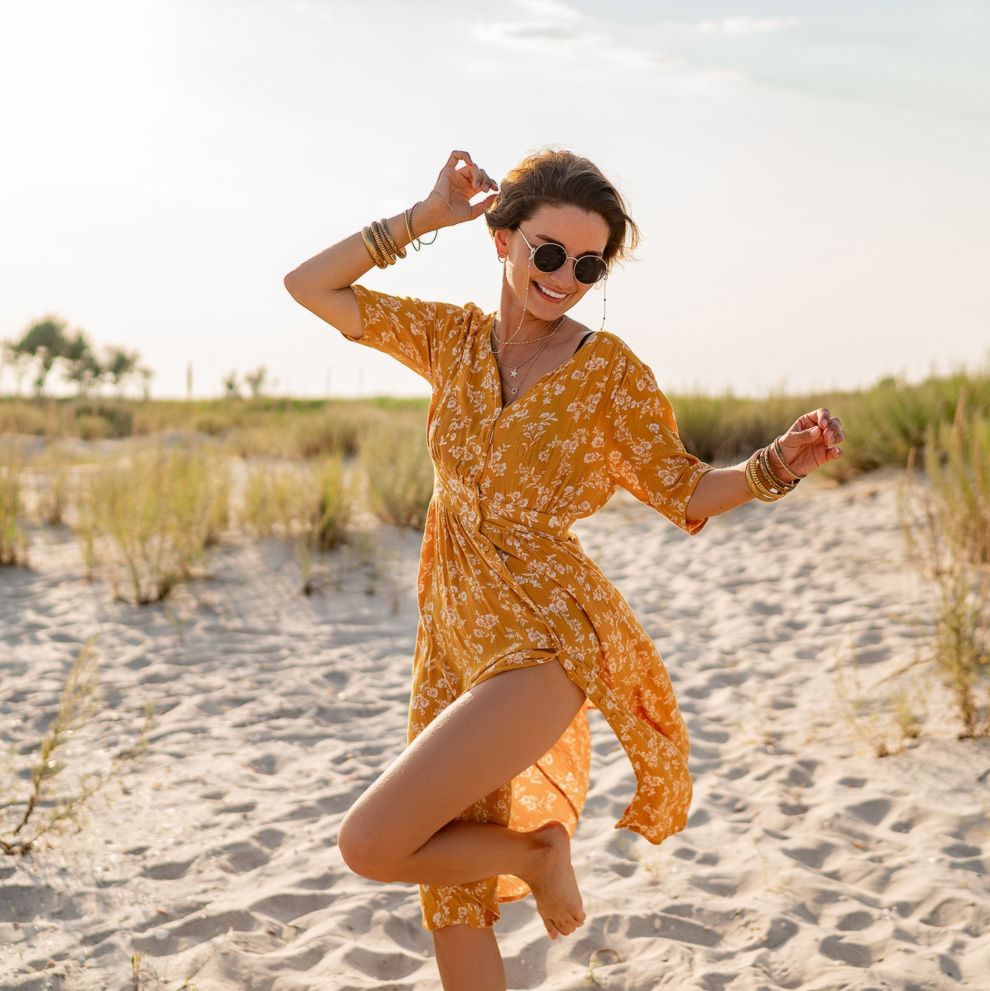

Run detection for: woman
[[284, 149, 845, 991]]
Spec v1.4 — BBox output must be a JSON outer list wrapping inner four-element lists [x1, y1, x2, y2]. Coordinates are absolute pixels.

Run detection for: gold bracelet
[[746, 452, 777, 502], [404, 203, 421, 250], [772, 436, 805, 480], [379, 218, 406, 259], [361, 226, 387, 269], [370, 221, 395, 265], [759, 445, 798, 495]]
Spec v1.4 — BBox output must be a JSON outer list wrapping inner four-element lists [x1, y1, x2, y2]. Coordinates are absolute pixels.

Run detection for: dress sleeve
[[605, 347, 712, 534], [349, 285, 457, 383]]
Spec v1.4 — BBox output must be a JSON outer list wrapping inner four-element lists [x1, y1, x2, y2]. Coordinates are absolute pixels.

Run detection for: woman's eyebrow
[[533, 233, 604, 257]]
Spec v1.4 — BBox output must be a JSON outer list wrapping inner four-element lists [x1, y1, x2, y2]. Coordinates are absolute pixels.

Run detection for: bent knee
[[337, 810, 402, 882]]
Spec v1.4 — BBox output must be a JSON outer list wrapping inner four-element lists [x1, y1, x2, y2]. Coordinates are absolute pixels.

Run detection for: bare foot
[[524, 821, 585, 940]]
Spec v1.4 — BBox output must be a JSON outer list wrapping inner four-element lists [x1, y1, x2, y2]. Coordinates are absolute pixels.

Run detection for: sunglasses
[[517, 229, 607, 286]]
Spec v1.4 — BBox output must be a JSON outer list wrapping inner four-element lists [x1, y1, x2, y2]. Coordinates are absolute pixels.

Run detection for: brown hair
[[485, 148, 639, 267]]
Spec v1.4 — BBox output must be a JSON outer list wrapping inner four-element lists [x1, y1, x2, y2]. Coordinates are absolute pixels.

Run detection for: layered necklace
[[490, 315, 564, 399]]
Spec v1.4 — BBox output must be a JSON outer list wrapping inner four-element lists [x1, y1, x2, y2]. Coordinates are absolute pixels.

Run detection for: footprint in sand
[[140, 858, 197, 881], [819, 933, 873, 968], [249, 891, 336, 924]]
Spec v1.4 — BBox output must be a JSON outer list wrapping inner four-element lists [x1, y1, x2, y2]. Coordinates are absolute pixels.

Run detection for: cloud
[[471, 3, 748, 90], [669, 17, 800, 36], [514, 0, 583, 20]]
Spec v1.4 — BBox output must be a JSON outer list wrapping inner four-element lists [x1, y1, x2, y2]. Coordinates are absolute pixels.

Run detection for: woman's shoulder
[[584, 331, 653, 376]]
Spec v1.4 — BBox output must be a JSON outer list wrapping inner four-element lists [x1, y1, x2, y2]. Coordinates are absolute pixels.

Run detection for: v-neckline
[[488, 315, 600, 411]]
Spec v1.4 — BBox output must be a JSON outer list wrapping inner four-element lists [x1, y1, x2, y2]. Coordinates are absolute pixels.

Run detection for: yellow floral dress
[[349, 286, 712, 931]]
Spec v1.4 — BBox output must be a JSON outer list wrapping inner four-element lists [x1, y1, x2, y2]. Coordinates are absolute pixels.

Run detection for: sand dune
[[2, 468, 989, 990]]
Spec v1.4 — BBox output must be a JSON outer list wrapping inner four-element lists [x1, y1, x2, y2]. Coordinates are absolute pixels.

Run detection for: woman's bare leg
[[337, 660, 587, 938], [433, 925, 505, 991]]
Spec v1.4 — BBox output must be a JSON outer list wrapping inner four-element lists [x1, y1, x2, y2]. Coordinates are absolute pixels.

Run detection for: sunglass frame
[[518, 229, 607, 285]]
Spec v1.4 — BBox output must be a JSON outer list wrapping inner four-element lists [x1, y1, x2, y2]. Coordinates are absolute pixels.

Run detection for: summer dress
[[349, 286, 712, 931]]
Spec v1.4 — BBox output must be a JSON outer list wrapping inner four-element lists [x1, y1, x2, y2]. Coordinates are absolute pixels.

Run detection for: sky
[[1, 0, 987, 400]]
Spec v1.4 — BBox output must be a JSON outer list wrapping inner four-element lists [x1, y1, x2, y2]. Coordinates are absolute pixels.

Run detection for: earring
[[497, 253, 506, 263]]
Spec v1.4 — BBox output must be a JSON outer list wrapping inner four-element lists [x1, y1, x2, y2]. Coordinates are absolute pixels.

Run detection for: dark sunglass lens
[[532, 243, 567, 273], [574, 256, 606, 284]]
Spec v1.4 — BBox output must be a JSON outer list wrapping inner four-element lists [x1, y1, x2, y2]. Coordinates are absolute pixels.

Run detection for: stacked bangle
[[378, 218, 405, 259], [772, 436, 805, 479], [360, 226, 388, 269], [745, 441, 801, 503], [360, 205, 438, 267]]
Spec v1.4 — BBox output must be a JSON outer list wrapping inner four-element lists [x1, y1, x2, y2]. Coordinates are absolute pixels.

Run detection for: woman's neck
[[495, 284, 564, 348]]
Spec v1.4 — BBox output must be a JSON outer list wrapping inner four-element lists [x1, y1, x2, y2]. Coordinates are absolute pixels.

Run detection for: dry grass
[[75, 446, 230, 604], [0, 451, 29, 566], [832, 648, 927, 757], [903, 392, 990, 737], [239, 456, 353, 548], [0, 636, 152, 855], [361, 414, 434, 530], [308, 456, 352, 551]]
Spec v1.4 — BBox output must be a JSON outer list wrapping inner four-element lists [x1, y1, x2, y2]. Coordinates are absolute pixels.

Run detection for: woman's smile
[[534, 281, 569, 302]]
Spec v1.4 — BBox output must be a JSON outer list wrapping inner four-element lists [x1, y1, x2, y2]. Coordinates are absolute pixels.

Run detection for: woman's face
[[495, 203, 609, 321]]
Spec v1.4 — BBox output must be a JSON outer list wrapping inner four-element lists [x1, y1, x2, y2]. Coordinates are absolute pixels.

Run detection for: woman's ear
[[493, 228, 510, 261]]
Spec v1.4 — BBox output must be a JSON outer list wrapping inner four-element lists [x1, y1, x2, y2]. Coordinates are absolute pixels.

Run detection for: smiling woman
[[283, 148, 845, 991]]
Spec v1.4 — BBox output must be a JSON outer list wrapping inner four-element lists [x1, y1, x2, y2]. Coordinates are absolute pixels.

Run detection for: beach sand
[[2, 466, 989, 990]]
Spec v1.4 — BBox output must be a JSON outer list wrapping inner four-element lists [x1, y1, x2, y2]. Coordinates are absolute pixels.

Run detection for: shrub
[[76, 446, 230, 603], [0, 455, 28, 566], [293, 403, 386, 459], [362, 416, 434, 529], [903, 391, 990, 737], [0, 400, 47, 435], [70, 400, 134, 438], [308, 455, 351, 551]]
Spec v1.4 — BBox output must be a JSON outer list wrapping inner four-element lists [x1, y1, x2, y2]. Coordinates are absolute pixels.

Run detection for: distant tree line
[[222, 366, 271, 399], [2, 316, 151, 399]]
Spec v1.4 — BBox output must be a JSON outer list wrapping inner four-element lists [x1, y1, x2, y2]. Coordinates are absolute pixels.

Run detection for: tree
[[103, 346, 141, 396], [11, 317, 70, 397], [244, 366, 268, 398], [61, 331, 102, 396], [222, 370, 240, 399], [2, 341, 31, 396]]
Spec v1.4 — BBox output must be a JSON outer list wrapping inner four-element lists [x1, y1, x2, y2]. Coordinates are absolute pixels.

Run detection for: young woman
[[284, 149, 845, 991]]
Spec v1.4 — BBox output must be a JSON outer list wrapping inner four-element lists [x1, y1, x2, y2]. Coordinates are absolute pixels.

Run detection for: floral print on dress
[[349, 285, 712, 931]]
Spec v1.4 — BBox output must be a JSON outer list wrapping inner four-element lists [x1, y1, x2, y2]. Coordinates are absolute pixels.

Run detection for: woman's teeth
[[537, 283, 566, 300]]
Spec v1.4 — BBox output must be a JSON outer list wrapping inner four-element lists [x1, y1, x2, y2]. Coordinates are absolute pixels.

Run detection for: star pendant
[[510, 368, 518, 377]]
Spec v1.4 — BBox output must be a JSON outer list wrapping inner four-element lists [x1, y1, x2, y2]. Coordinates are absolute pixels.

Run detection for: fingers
[[789, 408, 845, 447], [440, 151, 498, 194], [467, 192, 498, 220], [443, 149, 474, 170]]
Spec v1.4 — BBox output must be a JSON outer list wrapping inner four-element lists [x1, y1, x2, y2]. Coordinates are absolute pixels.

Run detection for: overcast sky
[[2, 0, 987, 399]]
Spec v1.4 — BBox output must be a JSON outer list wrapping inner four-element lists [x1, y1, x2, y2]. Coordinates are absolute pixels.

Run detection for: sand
[[2, 466, 989, 990]]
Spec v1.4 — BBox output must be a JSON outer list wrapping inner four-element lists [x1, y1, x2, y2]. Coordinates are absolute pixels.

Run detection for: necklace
[[489, 318, 557, 357], [492, 316, 563, 397]]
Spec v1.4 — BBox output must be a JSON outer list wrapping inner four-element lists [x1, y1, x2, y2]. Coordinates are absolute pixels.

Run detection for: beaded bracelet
[[404, 201, 439, 251]]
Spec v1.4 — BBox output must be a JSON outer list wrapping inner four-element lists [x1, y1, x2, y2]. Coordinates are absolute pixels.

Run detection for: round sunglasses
[[517, 228, 607, 286]]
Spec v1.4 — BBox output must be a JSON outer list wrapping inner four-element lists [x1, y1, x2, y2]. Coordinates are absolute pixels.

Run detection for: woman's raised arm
[[283, 151, 497, 340]]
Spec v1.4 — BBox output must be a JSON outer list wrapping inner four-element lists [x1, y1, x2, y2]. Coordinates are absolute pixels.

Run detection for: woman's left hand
[[777, 408, 845, 479]]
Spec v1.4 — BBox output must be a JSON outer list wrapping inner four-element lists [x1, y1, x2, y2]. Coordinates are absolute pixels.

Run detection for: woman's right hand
[[417, 150, 498, 233]]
